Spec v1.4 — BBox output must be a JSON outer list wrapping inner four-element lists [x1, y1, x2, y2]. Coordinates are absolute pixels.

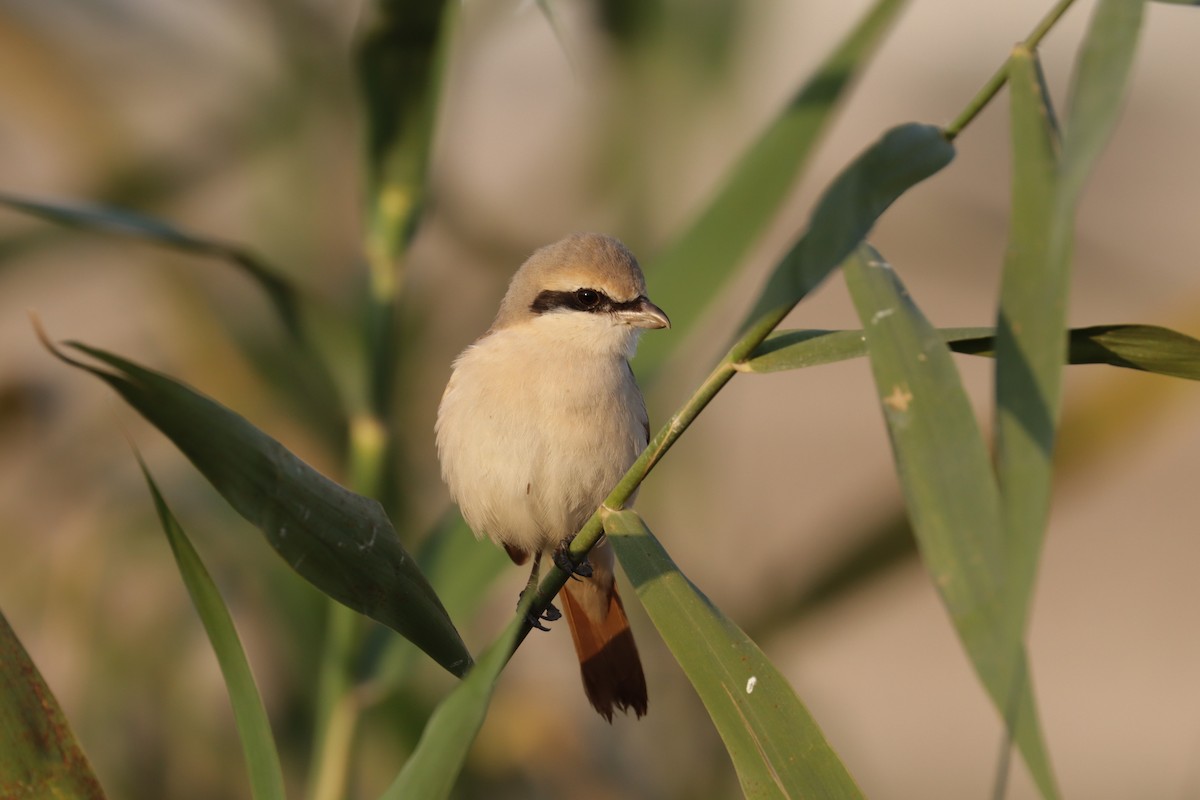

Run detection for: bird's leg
[[517, 556, 561, 631], [552, 536, 593, 579]]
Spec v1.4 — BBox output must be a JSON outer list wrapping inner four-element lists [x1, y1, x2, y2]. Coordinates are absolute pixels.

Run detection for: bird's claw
[[524, 602, 561, 632], [552, 541, 593, 579], [517, 592, 561, 632]]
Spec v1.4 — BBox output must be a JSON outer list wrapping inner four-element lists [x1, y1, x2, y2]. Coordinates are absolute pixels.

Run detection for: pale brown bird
[[435, 233, 669, 720]]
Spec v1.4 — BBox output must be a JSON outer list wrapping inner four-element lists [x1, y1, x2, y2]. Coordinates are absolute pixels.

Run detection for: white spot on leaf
[[746, 676, 757, 694]]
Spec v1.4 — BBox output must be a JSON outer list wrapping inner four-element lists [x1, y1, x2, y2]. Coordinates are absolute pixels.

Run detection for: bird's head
[[492, 233, 670, 357]]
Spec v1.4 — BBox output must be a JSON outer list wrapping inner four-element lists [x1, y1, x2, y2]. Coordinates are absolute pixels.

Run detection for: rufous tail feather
[[560, 582, 648, 722]]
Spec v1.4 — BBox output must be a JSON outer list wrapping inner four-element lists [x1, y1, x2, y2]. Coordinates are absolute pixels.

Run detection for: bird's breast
[[436, 327, 648, 554]]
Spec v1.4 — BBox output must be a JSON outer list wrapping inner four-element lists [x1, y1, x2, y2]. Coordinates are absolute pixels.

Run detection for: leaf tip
[[29, 312, 82, 369]]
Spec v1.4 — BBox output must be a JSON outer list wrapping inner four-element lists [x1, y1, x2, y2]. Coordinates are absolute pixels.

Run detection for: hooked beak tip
[[628, 297, 670, 330]]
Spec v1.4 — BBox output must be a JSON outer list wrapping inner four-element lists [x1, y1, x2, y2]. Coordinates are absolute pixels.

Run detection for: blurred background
[[3, 0, 1200, 798]]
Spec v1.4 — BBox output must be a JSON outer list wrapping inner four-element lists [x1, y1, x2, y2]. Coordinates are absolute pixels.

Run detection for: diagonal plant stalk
[[944, 0, 1080, 141], [494, 0, 1090, 674], [511, 289, 807, 652]]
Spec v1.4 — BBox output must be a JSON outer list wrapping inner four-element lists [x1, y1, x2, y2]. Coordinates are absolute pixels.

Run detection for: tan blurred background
[[3, 0, 1200, 798]]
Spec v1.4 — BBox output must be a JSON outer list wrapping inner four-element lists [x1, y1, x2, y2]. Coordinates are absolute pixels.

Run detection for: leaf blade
[[377, 617, 523, 800], [1060, 0, 1146, 200], [0, 192, 306, 343], [605, 509, 863, 800], [741, 324, 1200, 379], [994, 46, 1066, 635], [138, 459, 286, 800], [46, 338, 471, 676], [842, 245, 1058, 799], [636, 0, 911, 375], [736, 123, 955, 336], [0, 610, 107, 800]]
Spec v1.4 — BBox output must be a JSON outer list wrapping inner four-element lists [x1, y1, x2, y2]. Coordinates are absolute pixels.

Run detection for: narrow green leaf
[[378, 615, 525, 800], [44, 337, 471, 677], [0, 609, 107, 800], [1053, 324, 1200, 378], [0, 194, 346, 445], [994, 46, 1066, 639], [636, 0, 910, 375], [137, 458, 286, 800], [742, 324, 1200, 379], [1061, 0, 1146, 200], [737, 123, 955, 335], [0, 192, 306, 343], [842, 245, 1058, 799], [741, 327, 989, 372], [605, 509, 863, 800]]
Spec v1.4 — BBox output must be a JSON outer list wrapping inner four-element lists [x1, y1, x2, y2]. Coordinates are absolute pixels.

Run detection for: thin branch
[[944, 0, 1080, 141]]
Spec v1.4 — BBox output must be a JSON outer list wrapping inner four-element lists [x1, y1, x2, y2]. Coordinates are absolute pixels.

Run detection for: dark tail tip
[[579, 628, 648, 722]]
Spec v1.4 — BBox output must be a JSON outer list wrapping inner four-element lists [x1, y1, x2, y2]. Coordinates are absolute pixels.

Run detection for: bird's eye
[[575, 288, 601, 309]]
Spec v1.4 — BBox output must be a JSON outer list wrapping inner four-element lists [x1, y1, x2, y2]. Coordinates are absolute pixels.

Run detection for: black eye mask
[[530, 289, 647, 316]]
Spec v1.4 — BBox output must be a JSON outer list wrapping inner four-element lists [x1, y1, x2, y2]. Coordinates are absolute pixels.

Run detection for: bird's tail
[[560, 576, 648, 722]]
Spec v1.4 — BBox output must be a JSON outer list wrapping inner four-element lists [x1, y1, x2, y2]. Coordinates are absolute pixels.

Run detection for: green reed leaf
[[636, 0, 909, 376], [742, 324, 1200, 380], [995, 45, 1065, 645], [606, 509, 863, 800], [377, 614, 525, 800], [737, 123, 954, 336], [44, 336, 471, 677], [138, 458, 285, 800], [0, 610, 106, 800], [0, 192, 305, 343], [843, 244, 1058, 799]]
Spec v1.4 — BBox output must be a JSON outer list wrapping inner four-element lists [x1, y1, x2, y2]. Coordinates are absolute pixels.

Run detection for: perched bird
[[436, 233, 669, 721]]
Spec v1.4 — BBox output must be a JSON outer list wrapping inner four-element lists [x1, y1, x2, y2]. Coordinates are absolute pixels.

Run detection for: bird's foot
[[552, 539, 593, 580], [517, 591, 562, 632]]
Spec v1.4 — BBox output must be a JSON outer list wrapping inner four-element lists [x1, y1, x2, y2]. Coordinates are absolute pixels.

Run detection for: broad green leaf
[[737, 123, 955, 336], [0, 609, 106, 800], [741, 324, 1200, 380], [44, 337, 471, 677], [138, 458, 285, 800], [605, 509, 863, 800], [842, 245, 1058, 799], [0, 192, 305, 343], [360, 510, 508, 693], [636, 0, 909, 376], [994, 46, 1065, 638], [378, 612, 526, 800]]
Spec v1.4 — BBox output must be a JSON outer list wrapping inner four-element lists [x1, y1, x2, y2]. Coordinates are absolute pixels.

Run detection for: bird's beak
[[619, 297, 671, 329]]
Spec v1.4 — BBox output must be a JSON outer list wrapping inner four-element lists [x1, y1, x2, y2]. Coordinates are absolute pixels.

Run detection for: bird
[[435, 232, 669, 721]]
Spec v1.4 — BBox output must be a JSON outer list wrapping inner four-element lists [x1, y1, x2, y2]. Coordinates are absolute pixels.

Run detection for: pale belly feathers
[[436, 323, 648, 556]]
